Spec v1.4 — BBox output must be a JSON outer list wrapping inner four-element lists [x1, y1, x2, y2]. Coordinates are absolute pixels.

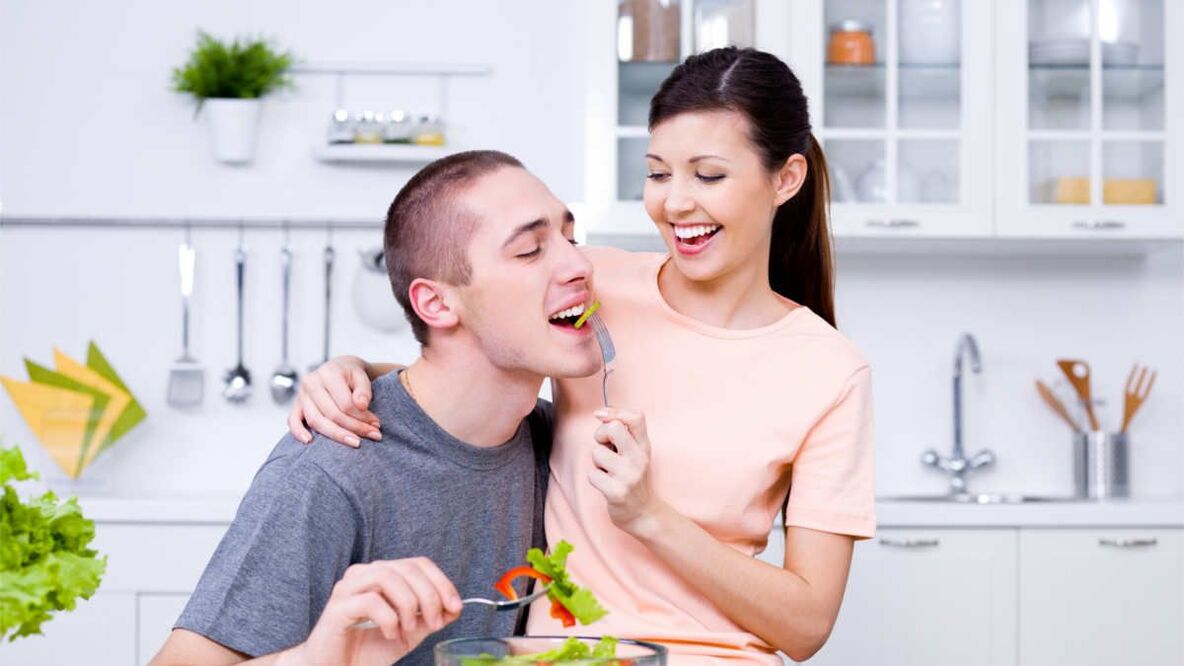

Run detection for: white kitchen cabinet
[[0, 592, 137, 664], [1019, 528, 1184, 666], [585, 0, 1183, 245], [803, 528, 1018, 666], [3, 522, 226, 665], [139, 593, 193, 665], [995, 0, 1182, 239], [786, 0, 995, 239], [583, 0, 786, 236]]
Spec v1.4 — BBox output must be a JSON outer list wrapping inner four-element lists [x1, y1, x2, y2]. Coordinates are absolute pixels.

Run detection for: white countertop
[[74, 496, 1184, 528]]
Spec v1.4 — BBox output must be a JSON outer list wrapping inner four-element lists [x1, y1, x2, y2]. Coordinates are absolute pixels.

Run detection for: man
[[151, 150, 602, 666]]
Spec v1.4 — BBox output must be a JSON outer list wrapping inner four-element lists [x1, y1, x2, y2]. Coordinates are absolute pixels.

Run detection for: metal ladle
[[223, 243, 252, 403], [271, 245, 299, 403]]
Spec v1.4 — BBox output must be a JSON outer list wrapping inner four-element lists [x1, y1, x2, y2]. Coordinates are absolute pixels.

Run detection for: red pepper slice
[[549, 598, 576, 627], [494, 565, 551, 601]]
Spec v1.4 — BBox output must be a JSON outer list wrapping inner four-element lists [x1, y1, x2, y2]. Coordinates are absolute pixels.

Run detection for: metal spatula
[[168, 241, 204, 407]]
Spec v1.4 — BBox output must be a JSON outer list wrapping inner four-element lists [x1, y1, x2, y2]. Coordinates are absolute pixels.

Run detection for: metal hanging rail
[[0, 217, 383, 230]]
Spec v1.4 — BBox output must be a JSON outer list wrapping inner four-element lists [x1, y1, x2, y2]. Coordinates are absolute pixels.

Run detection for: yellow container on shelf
[[1103, 178, 1157, 205], [1053, 177, 1090, 204]]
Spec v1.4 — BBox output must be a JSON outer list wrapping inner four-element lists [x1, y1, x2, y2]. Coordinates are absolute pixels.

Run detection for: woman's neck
[[657, 254, 791, 329]]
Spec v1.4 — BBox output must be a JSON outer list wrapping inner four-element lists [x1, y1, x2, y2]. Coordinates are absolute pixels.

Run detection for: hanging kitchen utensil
[[223, 239, 252, 403], [168, 238, 204, 407], [1056, 358, 1099, 431], [1035, 379, 1081, 432], [1121, 364, 1156, 433], [316, 236, 335, 368], [270, 243, 299, 404]]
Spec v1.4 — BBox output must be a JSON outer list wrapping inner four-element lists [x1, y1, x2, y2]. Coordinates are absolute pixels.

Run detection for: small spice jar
[[383, 110, 413, 144], [827, 19, 876, 65], [353, 111, 384, 144], [412, 115, 446, 146], [326, 109, 355, 144]]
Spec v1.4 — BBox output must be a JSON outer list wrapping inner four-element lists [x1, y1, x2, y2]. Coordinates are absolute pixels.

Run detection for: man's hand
[[281, 558, 463, 666]]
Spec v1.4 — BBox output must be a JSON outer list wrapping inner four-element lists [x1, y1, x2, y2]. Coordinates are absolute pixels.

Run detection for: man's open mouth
[[548, 303, 587, 329]]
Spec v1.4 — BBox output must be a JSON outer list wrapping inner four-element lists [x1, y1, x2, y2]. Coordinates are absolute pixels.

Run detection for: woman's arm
[[635, 507, 851, 661], [288, 356, 402, 446], [590, 409, 853, 662]]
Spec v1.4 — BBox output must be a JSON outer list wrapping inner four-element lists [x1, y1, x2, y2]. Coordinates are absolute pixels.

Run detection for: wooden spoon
[[1056, 359, 1100, 431], [1036, 380, 1082, 432]]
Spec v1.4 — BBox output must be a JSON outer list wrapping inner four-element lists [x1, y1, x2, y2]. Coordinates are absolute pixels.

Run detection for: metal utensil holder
[[1073, 431, 1129, 499]]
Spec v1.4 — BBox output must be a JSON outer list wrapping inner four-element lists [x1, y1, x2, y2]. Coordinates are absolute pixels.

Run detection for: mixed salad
[[463, 540, 626, 663]]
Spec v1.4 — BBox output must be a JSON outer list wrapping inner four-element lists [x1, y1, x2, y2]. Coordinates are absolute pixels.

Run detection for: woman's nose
[[664, 180, 696, 218]]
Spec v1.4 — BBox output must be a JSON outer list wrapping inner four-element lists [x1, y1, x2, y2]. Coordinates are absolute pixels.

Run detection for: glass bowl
[[434, 636, 667, 665]]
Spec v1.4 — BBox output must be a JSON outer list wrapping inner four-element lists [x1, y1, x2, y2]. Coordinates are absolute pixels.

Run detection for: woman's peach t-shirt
[[527, 248, 876, 664]]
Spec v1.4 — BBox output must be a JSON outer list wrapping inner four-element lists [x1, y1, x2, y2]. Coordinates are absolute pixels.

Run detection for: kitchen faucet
[[922, 333, 995, 494]]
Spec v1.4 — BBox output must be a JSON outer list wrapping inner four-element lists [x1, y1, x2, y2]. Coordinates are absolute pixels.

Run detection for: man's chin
[[537, 356, 602, 380]]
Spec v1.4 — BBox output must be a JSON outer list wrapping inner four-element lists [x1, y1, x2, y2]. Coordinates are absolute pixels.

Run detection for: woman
[[290, 47, 874, 664]]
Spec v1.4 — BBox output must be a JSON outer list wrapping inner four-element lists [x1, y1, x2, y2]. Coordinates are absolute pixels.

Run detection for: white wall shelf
[[312, 143, 453, 164]]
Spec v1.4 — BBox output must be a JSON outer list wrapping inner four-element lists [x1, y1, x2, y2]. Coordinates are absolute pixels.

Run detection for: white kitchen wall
[[0, 0, 590, 217], [2, 0, 1182, 504]]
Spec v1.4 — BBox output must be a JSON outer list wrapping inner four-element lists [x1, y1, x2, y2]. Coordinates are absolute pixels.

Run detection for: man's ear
[[408, 278, 460, 332], [774, 153, 809, 207]]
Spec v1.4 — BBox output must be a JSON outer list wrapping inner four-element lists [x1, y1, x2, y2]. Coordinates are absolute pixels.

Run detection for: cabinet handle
[[1072, 220, 1126, 231], [879, 538, 940, 548], [866, 219, 920, 229], [1098, 537, 1158, 548]]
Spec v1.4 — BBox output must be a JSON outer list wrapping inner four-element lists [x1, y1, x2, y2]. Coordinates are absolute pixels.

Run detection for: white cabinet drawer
[[138, 593, 193, 665], [93, 523, 227, 592], [807, 528, 1018, 666], [1, 592, 136, 665], [1019, 528, 1183, 666]]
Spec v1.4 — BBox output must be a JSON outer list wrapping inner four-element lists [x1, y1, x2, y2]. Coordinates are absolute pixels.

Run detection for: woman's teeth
[[549, 303, 587, 323], [673, 224, 721, 240]]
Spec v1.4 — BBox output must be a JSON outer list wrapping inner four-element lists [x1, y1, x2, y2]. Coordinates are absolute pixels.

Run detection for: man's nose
[[556, 241, 593, 285]]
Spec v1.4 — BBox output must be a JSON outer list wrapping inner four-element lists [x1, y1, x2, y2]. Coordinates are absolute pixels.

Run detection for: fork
[[587, 312, 616, 407], [1121, 364, 1156, 433], [351, 587, 547, 630]]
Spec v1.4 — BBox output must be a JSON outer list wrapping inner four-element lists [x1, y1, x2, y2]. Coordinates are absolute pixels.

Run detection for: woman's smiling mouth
[[671, 223, 722, 255]]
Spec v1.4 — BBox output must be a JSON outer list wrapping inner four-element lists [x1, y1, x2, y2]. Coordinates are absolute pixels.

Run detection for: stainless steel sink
[[878, 492, 1082, 504]]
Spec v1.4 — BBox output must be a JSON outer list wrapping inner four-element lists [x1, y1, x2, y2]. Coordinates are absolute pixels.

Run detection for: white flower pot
[[203, 98, 262, 164]]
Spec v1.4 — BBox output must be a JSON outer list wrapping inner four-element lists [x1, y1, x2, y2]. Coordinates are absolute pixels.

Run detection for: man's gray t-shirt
[[176, 372, 552, 663]]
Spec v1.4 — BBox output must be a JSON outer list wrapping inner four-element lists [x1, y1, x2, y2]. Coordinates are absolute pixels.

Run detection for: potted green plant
[[172, 31, 295, 164]]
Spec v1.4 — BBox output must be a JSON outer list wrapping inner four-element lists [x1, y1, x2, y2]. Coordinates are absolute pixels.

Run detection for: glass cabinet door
[[813, 0, 991, 237], [614, 0, 755, 202], [999, 0, 1178, 237]]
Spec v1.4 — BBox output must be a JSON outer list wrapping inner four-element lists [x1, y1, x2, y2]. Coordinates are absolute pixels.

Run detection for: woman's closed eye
[[697, 173, 725, 183], [516, 247, 542, 259]]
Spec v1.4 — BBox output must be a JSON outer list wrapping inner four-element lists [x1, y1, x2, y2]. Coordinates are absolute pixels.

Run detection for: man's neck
[[402, 349, 543, 448]]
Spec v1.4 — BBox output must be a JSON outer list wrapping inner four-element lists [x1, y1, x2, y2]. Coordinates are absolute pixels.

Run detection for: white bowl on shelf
[[1029, 38, 1140, 66]]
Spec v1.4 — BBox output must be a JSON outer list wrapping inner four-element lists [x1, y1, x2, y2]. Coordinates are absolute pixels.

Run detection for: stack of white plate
[[1029, 38, 1139, 66]]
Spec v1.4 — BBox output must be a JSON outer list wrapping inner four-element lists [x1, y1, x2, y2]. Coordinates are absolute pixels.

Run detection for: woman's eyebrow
[[689, 154, 728, 163]]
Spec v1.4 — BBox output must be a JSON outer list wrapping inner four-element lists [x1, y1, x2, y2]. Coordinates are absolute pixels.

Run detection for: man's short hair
[[384, 150, 525, 345]]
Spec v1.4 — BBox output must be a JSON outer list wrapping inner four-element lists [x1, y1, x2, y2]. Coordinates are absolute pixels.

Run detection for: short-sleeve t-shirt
[[527, 247, 876, 665], [175, 372, 552, 664]]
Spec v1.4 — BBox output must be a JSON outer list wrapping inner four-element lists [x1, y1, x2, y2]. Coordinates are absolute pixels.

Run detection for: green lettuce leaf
[[525, 540, 608, 625], [459, 636, 620, 664], [0, 446, 106, 641]]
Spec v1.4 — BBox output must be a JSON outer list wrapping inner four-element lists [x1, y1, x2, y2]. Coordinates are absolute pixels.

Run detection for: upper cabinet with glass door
[[786, 0, 994, 238], [585, 0, 761, 235], [995, 0, 1181, 238]]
